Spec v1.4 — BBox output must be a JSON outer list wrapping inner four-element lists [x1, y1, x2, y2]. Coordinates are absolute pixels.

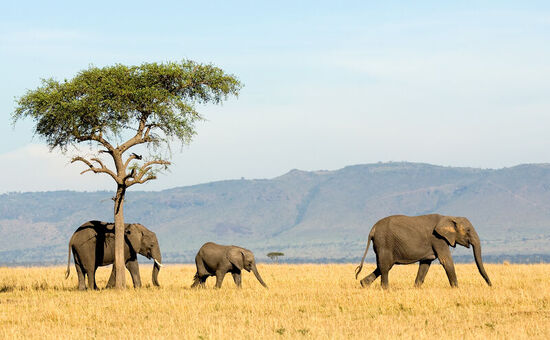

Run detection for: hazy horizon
[[2, 160, 550, 194]]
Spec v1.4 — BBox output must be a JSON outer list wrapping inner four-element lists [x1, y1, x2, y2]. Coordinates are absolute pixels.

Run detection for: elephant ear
[[125, 224, 142, 253], [227, 247, 245, 271], [434, 217, 457, 247]]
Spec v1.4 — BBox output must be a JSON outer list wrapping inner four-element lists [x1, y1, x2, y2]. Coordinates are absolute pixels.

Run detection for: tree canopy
[[14, 60, 241, 152], [267, 252, 285, 262]]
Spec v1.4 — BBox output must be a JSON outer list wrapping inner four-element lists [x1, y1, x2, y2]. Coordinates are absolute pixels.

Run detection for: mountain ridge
[[1, 162, 549, 265]]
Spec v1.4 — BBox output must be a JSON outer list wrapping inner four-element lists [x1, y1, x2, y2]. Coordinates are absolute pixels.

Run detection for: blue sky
[[1, 1, 549, 192]]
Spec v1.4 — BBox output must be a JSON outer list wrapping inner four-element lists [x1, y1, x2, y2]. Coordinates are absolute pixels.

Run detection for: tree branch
[[127, 174, 157, 187], [123, 153, 142, 170], [122, 168, 136, 185], [76, 133, 116, 154], [118, 112, 151, 154], [125, 159, 171, 187], [137, 160, 171, 174], [71, 156, 118, 182]]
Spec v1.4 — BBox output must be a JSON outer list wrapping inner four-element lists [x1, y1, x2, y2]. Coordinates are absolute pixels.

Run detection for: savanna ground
[[0, 263, 548, 339]]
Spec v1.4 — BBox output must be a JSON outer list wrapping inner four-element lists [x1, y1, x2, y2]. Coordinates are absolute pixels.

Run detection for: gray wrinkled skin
[[355, 214, 492, 289], [65, 220, 162, 290], [191, 242, 268, 289]]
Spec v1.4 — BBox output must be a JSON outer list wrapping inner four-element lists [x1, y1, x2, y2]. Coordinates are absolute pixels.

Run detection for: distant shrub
[[267, 252, 285, 263]]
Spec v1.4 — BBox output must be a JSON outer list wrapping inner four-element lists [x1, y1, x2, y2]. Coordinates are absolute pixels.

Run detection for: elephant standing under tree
[[191, 242, 268, 288], [355, 214, 492, 289], [66, 220, 162, 290]]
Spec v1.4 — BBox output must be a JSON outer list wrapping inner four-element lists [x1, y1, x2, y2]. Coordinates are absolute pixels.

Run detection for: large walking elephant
[[65, 220, 162, 290], [355, 214, 492, 289], [191, 242, 268, 289]]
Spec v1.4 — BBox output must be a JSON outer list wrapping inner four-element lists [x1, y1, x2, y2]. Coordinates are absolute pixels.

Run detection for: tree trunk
[[114, 185, 126, 289]]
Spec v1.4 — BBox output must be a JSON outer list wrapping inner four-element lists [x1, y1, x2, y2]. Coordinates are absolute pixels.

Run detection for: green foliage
[[267, 252, 285, 258], [13, 60, 242, 151], [267, 252, 285, 263]]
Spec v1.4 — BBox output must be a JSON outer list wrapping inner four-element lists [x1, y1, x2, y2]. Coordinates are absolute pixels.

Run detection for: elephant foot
[[360, 277, 376, 288], [414, 281, 424, 288]]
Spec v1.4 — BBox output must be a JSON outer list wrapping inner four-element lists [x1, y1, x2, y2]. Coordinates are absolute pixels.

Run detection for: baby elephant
[[191, 242, 268, 289]]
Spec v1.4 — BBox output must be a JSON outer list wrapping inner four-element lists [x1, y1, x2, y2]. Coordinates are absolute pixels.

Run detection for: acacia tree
[[267, 252, 284, 263], [13, 60, 242, 289]]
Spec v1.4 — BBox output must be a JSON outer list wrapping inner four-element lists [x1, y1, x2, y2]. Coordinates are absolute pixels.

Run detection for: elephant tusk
[[154, 259, 163, 267]]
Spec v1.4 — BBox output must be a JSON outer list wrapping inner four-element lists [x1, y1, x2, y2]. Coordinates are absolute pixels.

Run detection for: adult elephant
[[65, 220, 162, 290], [191, 242, 268, 289], [355, 214, 492, 289]]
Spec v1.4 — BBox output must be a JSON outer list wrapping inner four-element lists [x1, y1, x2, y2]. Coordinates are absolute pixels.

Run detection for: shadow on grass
[[0, 285, 15, 293], [0, 282, 165, 293], [0, 283, 76, 293]]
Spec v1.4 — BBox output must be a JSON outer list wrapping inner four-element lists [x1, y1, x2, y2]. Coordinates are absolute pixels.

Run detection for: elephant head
[[125, 223, 162, 286], [228, 247, 268, 288], [434, 216, 492, 286]]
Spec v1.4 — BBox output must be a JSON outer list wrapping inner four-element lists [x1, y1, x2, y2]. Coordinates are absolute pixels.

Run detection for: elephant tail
[[65, 241, 72, 279], [355, 226, 375, 279]]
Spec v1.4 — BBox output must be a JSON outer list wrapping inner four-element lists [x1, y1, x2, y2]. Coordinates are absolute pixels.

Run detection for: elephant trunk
[[152, 249, 162, 287], [470, 229, 492, 286], [252, 263, 268, 288]]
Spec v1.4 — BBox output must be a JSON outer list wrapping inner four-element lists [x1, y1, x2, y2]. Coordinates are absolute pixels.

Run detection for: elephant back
[[71, 221, 112, 247]]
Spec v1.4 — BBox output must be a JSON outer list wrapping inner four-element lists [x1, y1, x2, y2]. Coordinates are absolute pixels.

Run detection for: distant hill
[[1, 162, 550, 265]]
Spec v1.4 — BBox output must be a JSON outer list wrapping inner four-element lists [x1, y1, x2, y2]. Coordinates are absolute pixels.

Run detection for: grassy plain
[[0, 263, 548, 339]]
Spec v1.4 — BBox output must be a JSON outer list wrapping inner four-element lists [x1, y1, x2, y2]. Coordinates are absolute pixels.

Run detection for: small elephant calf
[[191, 242, 268, 288]]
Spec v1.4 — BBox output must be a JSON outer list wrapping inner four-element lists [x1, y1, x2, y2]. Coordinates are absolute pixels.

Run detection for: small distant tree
[[13, 60, 242, 289], [267, 252, 285, 263]]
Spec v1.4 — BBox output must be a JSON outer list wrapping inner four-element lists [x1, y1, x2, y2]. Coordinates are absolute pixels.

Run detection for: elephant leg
[[106, 266, 116, 288], [434, 243, 458, 287], [191, 272, 209, 288], [215, 271, 226, 288], [377, 251, 394, 289], [75, 264, 86, 291], [380, 266, 393, 289], [126, 260, 141, 288], [81, 258, 98, 290], [441, 258, 458, 287], [73, 252, 87, 290], [192, 256, 211, 288], [232, 272, 242, 288], [414, 260, 432, 287], [191, 272, 201, 288], [195, 256, 208, 276], [87, 268, 98, 290], [360, 267, 381, 287]]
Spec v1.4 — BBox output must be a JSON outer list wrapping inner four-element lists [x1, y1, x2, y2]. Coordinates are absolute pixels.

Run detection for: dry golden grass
[[0, 263, 549, 339]]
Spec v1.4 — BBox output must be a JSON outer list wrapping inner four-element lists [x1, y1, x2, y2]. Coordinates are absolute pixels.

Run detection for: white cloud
[[0, 144, 114, 193]]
